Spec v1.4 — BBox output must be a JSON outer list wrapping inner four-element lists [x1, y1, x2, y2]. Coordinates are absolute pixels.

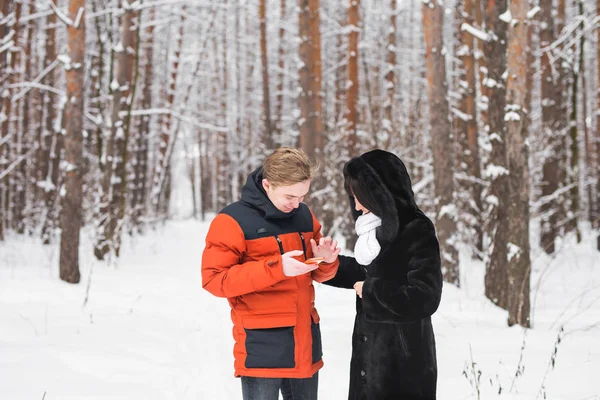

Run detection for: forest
[[0, 0, 599, 331]]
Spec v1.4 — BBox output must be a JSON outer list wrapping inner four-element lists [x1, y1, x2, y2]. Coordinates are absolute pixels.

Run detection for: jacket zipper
[[275, 235, 284, 255], [298, 232, 307, 260]]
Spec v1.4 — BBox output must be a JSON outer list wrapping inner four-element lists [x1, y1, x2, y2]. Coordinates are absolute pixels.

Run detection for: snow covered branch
[[129, 108, 228, 132], [11, 59, 62, 101], [46, 0, 74, 26], [461, 23, 491, 42], [0, 145, 38, 181]]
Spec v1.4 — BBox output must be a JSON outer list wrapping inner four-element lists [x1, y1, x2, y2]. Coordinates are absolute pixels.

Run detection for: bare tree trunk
[[96, 0, 139, 258], [59, 0, 86, 284], [566, 2, 583, 243], [233, 0, 244, 199], [274, 0, 286, 141], [524, 0, 536, 127], [483, 0, 509, 308], [422, 0, 460, 286], [539, 0, 560, 254], [90, 0, 105, 171], [456, 0, 483, 258], [474, 0, 488, 131], [259, 0, 274, 150], [580, 0, 593, 230], [217, 1, 230, 210], [10, 1, 25, 234], [40, 0, 60, 244], [382, 0, 396, 149], [132, 6, 154, 229], [199, 131, 208, 220], [297, 0, 324, 159], [597, 0, 600, 250], [555, 0, 569, 235], [19, 0, 36, 235], [505, 0, 531, 328], [334, 32, 345, 130], [113, 2, 140, 255], [153, 8, 185, 213], [0, 0, 16, 240], [346, 0, 359, 151], [186, 138, 197, 219]]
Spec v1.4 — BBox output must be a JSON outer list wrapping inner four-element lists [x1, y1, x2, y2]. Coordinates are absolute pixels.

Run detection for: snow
[[461, 23, 491, 42], [499, 9, 513, 24], [110, 79, 121, 92], [484, 164, 510, 179], [507, 242, 521, 262], [438, 203, 458, 221], [505, 110, 521, 122], [1, 220, 599, 400], [527, 6, 541, 19]]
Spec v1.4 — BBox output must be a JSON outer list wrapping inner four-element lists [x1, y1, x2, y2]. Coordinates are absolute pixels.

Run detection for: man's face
[[262, 179, 311, 213]]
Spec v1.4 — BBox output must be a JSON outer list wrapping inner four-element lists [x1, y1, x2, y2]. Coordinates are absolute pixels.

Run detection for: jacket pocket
[[243, 314, 296, 369], [310, 308, 323, 363]]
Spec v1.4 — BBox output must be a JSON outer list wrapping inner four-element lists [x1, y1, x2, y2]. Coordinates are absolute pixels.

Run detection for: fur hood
[[344, 149, 418, 243]]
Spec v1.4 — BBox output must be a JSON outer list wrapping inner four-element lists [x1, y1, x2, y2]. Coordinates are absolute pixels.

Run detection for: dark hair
[[344, 170, 384, 220]]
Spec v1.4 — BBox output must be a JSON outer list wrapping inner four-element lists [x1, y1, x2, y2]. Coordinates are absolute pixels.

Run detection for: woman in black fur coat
[[325, 149, 443, 400]]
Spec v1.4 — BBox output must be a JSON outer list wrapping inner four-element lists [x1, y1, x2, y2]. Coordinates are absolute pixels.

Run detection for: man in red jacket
[[202, 148, 341, 400]]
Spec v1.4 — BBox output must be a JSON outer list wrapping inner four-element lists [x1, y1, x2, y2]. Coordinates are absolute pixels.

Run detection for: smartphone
[[305, 257, 325, 265]]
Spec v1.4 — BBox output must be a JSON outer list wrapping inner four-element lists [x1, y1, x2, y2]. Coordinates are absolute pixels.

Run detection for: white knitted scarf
[[354, 212, 382, 266]]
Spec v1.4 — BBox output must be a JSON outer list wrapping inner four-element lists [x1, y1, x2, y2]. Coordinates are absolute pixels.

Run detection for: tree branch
[[46, 0, 74, 26]]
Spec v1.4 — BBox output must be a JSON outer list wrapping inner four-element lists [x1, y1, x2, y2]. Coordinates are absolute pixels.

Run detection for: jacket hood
[[241, 167, 299, 219], [344, 149, 418, 242]]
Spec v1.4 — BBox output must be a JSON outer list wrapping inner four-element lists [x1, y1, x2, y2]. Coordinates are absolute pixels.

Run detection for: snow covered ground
[[1, 218, 599, 400]]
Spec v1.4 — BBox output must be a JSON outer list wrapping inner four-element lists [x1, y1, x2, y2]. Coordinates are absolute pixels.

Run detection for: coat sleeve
[[201, 213, 287, 298], [309, 211, 340, 283], [321, 254, 366, 289], [361, 218, 443, 323]]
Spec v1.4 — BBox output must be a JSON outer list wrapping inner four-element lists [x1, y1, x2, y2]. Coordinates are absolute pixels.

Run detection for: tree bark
[[259, 0, 274, 150], [0, 0, 15, 240], [132, 5, 154, 229], [153, 8, 185, 213], [297, 0, 324, 159], [505, 0, 531, 328], [539, 0, 560, 254], [274, 0, 286, 141], [456, 0, 483, 257], [596, 0, 600, 250], [59, 0, 86, 284], [346, 0, 359, 150], [483, 0, 509, 308], [566, 2, 583, 243], [382, 0, 396, 148], [423, 0, 460, 286]]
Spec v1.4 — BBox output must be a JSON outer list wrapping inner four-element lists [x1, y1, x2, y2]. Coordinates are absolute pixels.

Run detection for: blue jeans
[[241, 372, 319, 400]]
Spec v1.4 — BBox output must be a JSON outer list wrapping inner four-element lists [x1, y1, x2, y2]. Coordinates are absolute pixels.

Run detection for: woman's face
[[354, 196, 370, 215]]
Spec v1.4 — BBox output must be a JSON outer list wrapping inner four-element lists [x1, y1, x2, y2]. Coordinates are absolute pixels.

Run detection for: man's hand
[[282, 250, 318, 277], [309, 237, 341, 263], [354, 281, 364, 298]]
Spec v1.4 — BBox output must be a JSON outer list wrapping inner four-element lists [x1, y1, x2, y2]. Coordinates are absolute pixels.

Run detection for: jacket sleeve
[[201, 213, 287, 298], [361, 218, 443, 323], [309, 211, 340, 283], [321, 254, 366, 289]]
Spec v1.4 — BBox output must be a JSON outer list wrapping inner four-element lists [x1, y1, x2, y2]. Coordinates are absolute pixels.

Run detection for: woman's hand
[[310, 236, 341, 263], [354, 281, 364, 298]]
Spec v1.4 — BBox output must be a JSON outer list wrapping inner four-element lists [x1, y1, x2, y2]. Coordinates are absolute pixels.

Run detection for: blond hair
[[262, 148, 319, 187]]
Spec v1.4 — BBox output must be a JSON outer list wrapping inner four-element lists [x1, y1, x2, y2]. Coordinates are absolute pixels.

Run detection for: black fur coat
[[325, 150, 443, 400]]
